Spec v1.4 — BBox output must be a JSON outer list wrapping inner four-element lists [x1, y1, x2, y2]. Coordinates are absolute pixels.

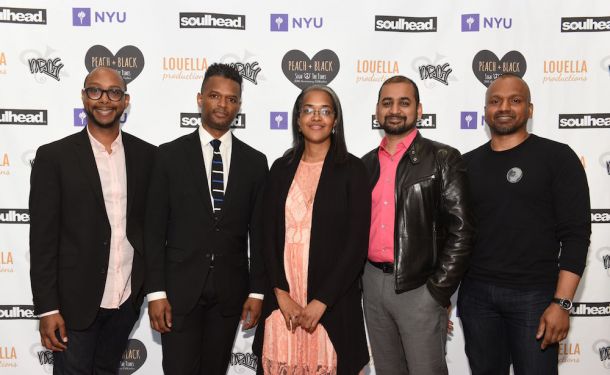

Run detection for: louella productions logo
[[230, 352, 257, 371], [162, 56, 208, 81], [0, 345, 17, 368], [419, 62, 452, 86], [472, 50, 526, 87], [591, 209, 610, 223], [20, 46, 68, 83], [558, 341, 581, 364], [119, 339, 147, 374], [73, 108, 127, 127], [561, 16, 610, 32], [270, 112, 288, 130], [558, 113, 610, 129], [592, 339, 610, 369], [570, 302, 610, 317], [542, 59, 587, 84], [0, 109, 48, 125], [180, 113, 245, 129], [179, 12, 245, 30], [461, 14, 512, 32], [355, 59, 399, 84], [72, 8, 126, 26], [372, 114, 437, 130], [0, 209, 29, 224], [374, 15, 437, 32], [0, 7, 46, 25], [270, 14, 323, 32], [599, 151, 610, 175], [595, 246, 610, 277], [30, 343, 53, 374], [84, 45, 145, 84], [0, 152, 9, 176], [0, 52, 6, 75], [0, 305, 36, 319], [0, 250, 14, 273], [282, 49, 340, 89]]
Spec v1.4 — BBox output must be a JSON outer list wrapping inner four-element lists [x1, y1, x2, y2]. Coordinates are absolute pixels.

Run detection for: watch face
[[560, 299, 572, 310]]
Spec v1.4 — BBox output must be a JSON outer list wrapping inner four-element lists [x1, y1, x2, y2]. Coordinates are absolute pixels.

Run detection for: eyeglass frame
[[300, 106, 335, 118], [83, 86, 128, 102]]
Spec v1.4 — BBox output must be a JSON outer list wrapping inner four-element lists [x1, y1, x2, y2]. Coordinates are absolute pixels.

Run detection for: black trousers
[[53, 298, 138, 375], [161, 270, 241, 375]]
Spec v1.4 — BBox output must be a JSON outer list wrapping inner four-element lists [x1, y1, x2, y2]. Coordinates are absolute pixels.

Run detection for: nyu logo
[[460, 111, 480, 129], [270, 14, 323, 32], [270, 112, 288, 130], [73, 108, 127, 127], [72, 8, 126, 26], [461, 14, 512, 32]]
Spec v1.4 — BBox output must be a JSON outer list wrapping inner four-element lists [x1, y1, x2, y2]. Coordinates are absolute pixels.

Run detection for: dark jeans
[[457, 278, 558, 375], [53, 299, 138, 375]]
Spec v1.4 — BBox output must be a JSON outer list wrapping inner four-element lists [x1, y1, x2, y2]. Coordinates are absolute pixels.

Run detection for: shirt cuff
[[147, 291, 167, 301], [248, 293, 264, 300], [38, 310, 59, 318]]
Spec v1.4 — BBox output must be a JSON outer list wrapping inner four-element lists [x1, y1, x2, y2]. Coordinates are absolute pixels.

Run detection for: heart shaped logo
[[118, 339, 147, 374], [84, 45, 145, 84], [281, 49, 340, 89], [472, 50, 526, 87]]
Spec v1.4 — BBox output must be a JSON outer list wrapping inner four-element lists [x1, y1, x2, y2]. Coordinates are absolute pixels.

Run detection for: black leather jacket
[[362, 133, 473, 307]]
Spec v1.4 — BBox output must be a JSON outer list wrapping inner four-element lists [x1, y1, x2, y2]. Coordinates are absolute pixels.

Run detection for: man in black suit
[[29, 67, 156, 374], [145, 63, 268, 374]]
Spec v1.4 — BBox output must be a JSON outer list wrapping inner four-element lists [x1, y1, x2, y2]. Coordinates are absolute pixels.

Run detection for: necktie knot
[[210, 139, 221, 151]]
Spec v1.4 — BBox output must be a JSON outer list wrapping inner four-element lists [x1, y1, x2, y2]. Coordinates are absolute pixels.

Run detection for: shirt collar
[[379, 128, 418, 154], [86, 126, 123, 154], [198, 126, 232, 148]]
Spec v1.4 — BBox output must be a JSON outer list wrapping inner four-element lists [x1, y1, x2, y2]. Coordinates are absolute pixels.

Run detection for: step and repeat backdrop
[[1, 0, 609, 374]]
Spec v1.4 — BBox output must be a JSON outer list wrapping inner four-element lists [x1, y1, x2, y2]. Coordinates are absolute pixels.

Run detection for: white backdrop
[[1, 0, 609, 373]]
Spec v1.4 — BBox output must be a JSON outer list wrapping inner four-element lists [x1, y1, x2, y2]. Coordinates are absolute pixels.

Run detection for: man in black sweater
[[457, 74, 591, 375]]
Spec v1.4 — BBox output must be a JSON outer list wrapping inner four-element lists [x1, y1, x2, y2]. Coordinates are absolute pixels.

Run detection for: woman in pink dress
[[253, 85, 371, 374]]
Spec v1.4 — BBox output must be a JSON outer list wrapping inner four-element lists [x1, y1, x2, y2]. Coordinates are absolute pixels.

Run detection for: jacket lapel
[[184, 130, 214, 216], [73, 128, 108, 217], [122, 132, 137, 218]]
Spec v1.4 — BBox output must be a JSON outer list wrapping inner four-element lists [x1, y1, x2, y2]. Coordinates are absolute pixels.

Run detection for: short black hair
[[377, 75, 420, 107], [83, 67, 127, 90], [201, 63, 242, 93]]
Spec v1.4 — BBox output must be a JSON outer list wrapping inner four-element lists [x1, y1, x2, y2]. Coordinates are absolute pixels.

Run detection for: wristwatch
[[552, 298, 573, 311]]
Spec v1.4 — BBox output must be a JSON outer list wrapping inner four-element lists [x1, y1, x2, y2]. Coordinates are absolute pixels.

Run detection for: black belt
[[368, 260, 394, 273]]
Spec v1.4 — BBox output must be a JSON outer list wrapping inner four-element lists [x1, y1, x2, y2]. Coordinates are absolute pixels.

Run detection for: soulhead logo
[[0, 305, 36, 319], [372, 114, 437, 129], [570, 302, 610, 317], [0, 7, 46, 25], [0, 209, 29, 223], [179, 12, 245, 30], [270, 14, 323, 31], [591, 209, 610, 223], [180, 113, 245, 129], [461, 14, 512, 32], [558, 113, 610, 129], [561, 17, 610, 32], [72, 8, 126, 26], [0, 109, 48, 125], [375, 15, 437, 32]]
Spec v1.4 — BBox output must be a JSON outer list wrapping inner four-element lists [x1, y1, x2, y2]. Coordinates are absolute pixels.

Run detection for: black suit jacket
[[29, 128, 156, 330], [253, 149, 371, 374], [144, 130, 268, 318]]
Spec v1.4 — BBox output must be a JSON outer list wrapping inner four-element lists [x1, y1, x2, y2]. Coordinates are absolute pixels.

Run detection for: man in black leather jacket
[[361, 75, 474, 375]]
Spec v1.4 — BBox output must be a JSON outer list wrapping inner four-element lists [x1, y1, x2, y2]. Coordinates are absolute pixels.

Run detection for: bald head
[[486, 74, 531, 104], [84, 67, 127, 90]]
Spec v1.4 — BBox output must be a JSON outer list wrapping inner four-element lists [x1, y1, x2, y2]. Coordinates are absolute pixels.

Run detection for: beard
[[84, 108, 123, 129], [380, 115, 417, 135], [488, 119, 527, 136]]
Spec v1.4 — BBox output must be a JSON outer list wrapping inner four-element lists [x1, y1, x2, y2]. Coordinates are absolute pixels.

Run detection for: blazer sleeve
[[313, 158, 371, 309], [29, 145, 62, 315], [144, 146, 171, 294], [247, 153, 269, 294]]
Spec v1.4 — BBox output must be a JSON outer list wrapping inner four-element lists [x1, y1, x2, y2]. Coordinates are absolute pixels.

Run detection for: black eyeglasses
[[84, 87, 127, 101]]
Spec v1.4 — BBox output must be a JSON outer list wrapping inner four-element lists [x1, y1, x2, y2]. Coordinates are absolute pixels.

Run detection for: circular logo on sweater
[[506, 167, 523, 183]]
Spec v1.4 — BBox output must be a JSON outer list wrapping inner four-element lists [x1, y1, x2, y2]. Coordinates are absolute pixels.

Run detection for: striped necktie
[[210, 139, 224, 214]]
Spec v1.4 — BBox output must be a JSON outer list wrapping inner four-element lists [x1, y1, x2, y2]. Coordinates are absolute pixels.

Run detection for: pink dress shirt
[[88, 129, 134, 309], [368, 129, 418, 263]]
